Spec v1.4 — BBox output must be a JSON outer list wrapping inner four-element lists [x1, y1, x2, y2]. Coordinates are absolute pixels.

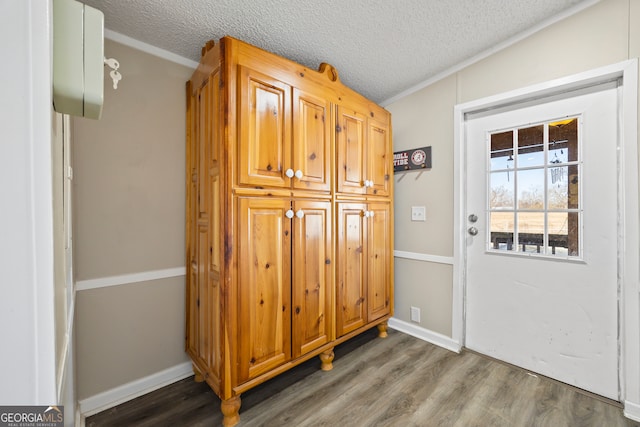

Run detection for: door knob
[[468, 226, 478, 236], [468, 214, 478, 223]]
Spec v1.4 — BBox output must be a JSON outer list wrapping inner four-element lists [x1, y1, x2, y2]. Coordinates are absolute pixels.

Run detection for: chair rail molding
[[76, 267, 186, 291]]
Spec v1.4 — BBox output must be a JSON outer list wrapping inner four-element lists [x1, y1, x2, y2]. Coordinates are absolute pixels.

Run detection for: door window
[[488, 117, 580, 257]]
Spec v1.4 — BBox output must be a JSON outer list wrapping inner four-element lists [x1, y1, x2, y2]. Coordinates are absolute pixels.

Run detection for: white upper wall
[[0, 0, 57, 404]]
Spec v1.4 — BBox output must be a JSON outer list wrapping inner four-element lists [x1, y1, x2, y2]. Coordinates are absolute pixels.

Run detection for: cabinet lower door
[[237, 197, 292, 382], [367, 202, 392, 321], [291, 200, 333, 357], [336, 203, 367, 336]]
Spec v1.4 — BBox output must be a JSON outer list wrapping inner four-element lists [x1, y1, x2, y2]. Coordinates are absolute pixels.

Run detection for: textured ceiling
[[82, 0, 594, 104]]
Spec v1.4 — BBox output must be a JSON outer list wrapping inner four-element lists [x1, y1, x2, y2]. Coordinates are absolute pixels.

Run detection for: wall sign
[[393, 146, 432, 172]]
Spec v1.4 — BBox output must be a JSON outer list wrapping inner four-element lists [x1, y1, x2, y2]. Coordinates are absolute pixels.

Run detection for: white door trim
[[453, 59, 639, 413]]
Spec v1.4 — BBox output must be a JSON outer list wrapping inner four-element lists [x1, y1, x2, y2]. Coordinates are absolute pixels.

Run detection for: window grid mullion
[[513, 128, 519, 251], [543, 123, 549, 255]]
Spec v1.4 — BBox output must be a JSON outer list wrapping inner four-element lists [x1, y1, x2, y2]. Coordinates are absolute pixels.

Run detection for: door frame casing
[[452, 59, 639, 416]]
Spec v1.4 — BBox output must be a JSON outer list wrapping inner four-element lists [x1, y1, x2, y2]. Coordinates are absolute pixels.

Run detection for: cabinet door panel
[[238, 66, 291, 188], [187, 75, 224, 383], [336, 107, 366, 195], [205, 74, 224, 381], [195, 224, 210, 365], [293, 88, 331, 192], [238, 198, 291, 382], [367, 118, 391, 197], [185, 81, 198, 360], [336, 203, 367, 336], [367, 202, 392, 321], [292, 200, 333, 357]]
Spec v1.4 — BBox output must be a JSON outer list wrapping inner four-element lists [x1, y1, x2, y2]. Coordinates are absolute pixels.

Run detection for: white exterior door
[[464, 81, 619, 400]]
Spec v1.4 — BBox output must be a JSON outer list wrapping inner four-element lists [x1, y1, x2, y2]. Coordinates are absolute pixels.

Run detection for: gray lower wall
[[75, 277, 187, 398]]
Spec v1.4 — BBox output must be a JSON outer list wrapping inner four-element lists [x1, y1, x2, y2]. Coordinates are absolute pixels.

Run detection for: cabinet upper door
[[292, 88, 331, 192], [336, 202, 367, 336], [237, 197, 292, 382], [336, 106, 367, 195], [367, 117, 392, 197], [238, 66, 292, 189], [291, 200, 333, 357], [367, 202, 392, 321]]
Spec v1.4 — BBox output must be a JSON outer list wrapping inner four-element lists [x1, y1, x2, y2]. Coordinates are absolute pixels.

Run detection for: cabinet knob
[[285, 209, 294, 219], [368, 180, 374, 187], [295, 169, 303, 179], [369, 211, 375, 218], [296, 209, 305, 219], [285, 169, 294, 178], [364, 211, 370, 218]]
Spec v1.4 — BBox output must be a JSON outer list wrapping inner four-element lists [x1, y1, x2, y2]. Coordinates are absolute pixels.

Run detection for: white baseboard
[[624, 400, 640, 422], [388, 317, 461, 353], [79, 361, 193, 418]]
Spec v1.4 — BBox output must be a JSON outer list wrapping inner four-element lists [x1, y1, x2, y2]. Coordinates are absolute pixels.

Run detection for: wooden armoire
[[185, 36, 394, 426]]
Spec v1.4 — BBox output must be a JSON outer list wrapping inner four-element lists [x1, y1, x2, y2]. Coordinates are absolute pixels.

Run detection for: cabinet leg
[[319, 348, 335, 371], [221, 395, 241, 427], [377, 321, 388, 338], [192, 364, 205, 383]]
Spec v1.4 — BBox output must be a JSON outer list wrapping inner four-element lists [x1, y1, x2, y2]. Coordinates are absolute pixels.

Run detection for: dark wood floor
[[87, 329, 638, 427]]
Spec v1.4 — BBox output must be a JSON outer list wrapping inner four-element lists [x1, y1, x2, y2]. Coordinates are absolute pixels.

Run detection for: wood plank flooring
[[86, 329, 638, 426]]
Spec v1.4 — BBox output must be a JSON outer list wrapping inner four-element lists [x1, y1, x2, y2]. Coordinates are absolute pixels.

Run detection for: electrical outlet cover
[[411, 206, 426, 221]]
